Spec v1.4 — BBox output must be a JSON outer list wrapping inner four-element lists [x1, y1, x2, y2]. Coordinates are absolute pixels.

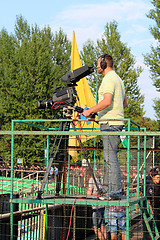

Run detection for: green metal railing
[[0, 118, 160, 239]]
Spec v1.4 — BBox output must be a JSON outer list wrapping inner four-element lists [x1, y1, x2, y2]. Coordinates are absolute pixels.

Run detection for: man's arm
[[148, 199, 154, 215], [82, 93, 112, 117], [123, 94, 128, 108], [87, 187, 93, 196]]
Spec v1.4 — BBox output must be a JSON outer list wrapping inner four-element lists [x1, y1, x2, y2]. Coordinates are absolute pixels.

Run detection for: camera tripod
[[37, 106, 101, 199]]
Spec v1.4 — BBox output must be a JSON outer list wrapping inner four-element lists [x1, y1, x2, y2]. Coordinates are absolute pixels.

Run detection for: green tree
[[81, 21, 145, 125], [0, 16, 71, 164], [144, 0, 160, 165], [144, 0, 160, 119]]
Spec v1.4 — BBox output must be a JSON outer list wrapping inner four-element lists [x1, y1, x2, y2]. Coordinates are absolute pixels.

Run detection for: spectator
[[2, 164, 6, 177], [54, 166, 58, 182], [146, 167, 160, 232], [86, 169, 107, 240], [50, 166, 54, 183], [0, 165, 2, 176]]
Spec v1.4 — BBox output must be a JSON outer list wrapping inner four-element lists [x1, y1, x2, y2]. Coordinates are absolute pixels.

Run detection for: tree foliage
[[0, 16, 71, 164], [144, 0, 160, 119]]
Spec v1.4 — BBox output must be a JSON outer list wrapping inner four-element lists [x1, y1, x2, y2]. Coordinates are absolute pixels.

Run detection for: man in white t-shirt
[[83, 54, 128, 199]]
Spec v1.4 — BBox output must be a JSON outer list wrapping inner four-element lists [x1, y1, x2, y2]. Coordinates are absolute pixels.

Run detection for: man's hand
[[82, 93, 112, 118], [82, 108, 92, 117]]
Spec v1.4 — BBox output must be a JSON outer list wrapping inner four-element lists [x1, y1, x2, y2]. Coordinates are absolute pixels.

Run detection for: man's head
[[151, 167, 160, 184], [86, 168, 92, 180], [97, 54, 113, 74]]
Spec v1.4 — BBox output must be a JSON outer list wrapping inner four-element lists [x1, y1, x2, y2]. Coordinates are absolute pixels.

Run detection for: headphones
[[100, 54, 107, 70]]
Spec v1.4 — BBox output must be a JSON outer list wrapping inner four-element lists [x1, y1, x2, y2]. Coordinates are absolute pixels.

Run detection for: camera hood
[[61, 65, 94, 86]]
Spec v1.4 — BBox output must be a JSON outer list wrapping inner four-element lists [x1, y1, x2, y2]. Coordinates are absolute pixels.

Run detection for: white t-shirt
[[98, 70, 125, 125]]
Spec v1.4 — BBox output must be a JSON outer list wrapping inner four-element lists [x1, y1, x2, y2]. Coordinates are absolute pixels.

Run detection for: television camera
[[37, 65, 94, 116]]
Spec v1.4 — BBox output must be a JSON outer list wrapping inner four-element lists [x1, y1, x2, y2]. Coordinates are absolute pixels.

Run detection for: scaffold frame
[[0, 118, 160, 239]]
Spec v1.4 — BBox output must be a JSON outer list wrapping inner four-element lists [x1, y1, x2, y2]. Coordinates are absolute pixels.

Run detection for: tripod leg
[[40, 133, 64, 195], [55, 153, 66, 195], [38, 121, 70, 198], [55, 122, 70, 196]]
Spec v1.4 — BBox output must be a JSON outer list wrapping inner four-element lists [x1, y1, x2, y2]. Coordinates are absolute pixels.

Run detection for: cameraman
[[82, 54, 128, 201], [146, 167, 160, 232]]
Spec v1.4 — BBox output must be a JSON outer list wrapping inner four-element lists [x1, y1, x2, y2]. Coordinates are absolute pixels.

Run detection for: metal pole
[[153, 136, 155, 168], [44, 139, 47, 166], [93, 69, 99, 171], [10, 120, 14, 240], [67, 155, 71, 195], [137, 135, 140, 199], [126, 119, 131, 240], [46, 135, 49, 194], [143, 135, 147, 197]]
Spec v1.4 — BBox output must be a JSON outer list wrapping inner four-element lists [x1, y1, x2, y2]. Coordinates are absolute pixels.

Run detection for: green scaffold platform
[[0, 118, 160, 240]]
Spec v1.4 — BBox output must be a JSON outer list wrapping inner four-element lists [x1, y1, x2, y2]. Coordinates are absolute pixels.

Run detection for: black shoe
[[99, 189, 106, 196]]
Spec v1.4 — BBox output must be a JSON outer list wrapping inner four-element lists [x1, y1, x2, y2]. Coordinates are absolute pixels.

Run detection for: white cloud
[[51, 0, 152, 49], [54, 0, 150, 23], [130, 24, 147, 33], [129, 37, 154, 47]]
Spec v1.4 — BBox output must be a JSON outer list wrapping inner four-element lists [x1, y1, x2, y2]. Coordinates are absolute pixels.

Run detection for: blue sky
[[0, 0, 159, 120]]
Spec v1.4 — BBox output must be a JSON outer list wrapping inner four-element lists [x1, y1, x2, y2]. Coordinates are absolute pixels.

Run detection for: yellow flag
[[68, 30, 99, 161]]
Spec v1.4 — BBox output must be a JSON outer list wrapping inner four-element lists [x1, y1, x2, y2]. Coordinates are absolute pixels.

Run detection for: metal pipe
[[0, 204, 59, 219], [1, 130, 160, 136]]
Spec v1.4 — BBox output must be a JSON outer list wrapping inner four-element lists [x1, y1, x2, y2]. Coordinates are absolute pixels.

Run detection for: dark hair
[[150, 167, 160, 177], [100, 54, 113, 68], [86, 168, 92, 177]]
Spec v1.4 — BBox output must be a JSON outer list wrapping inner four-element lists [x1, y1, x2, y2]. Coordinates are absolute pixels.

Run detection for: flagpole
[[93, 69, 99, 171], [96, 69, 99, 103]]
